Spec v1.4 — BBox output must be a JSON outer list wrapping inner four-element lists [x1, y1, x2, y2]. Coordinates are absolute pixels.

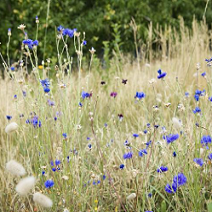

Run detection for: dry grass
[[1, 19, 212, 211]]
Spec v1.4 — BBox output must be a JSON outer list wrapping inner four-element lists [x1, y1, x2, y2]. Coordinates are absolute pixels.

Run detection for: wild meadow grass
[[1, 18, 212, 212]]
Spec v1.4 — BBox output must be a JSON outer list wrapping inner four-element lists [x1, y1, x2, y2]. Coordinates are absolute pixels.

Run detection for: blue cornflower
[[52, 167, 56, 172], [205, 57, 212, 66], [193, 107, 201, 114], [146, 140, 152, 148], [14, 94, 17, 99], [133, 133, 139, 138], [87, 137, 91, 140], [165, 173, 187, 194], [81, 91, 91, 99], [138, 149, 147, 157], [32, 116, 38, 127], [33, 40, 39, 46], [88, 144, 92, 149], [44, 180, 54, 188], [143, 129, 148, 134], [165, 183, 176, 194], [63, 28, 74, 38], [201, 72, 206, 77], [79, 102, 83, 107], [103, 175, 106, 180], [57, 25, 64, 32], [23, 39, 38, 49], [47, 99, 55, 106], [62, 133, 67, 139], [83, 40, 87, 45], [208, 153, 212, 160], [157, 69, 166, 79], [40, 79, 50, 93], [6, 115, 12, 120], [26, 119, 30, 124], [157, 166, 168, 173], [42, 171, 45, 175], [154, 124, 159, 129], [123, 152, 133, 159], [173, 173, 187, 187], [201, 135, 211, 148], [148, 193, 152, 198], [55, 160, 61, 166], [147, 123, 150, 128], [44, 87, 50, 93], [185, 92, 189, 97], [22, 91, 26, 97], [50, 161, 54, 166], [173, 151, 177, 157], [11, 67, 15, 71], [119, 164, 125, 169], [134, 92, 145, 100], [194, 94, 199, 101], [193, 158, 204, 166], [194, 89, 205, 101], [166, 134, 179, 144], [209, 96, 212, 102], [40, 79, 50, 87], [23, 39, 33, 48], [54, 117, 57, 121]]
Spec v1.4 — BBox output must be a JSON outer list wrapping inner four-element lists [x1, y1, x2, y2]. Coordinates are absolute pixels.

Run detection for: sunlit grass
[[1, 19, 212, 212]]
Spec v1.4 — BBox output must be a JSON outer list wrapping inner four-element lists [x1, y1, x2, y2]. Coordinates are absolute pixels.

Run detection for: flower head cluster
[[193, 107, 201, 114], [193, 158, 204, 167], [47, 99, 55, 106], [157, 69, 166, 79], [205, 57, 212, 66], [40, 79, 50, 93], [6, 115, 12, 120], [165, 173, 187, 194], [22, 39, 39, 49], [44, 179, 54, 189], [194, 89, 205, 101], [26, 116, 41, 128], [134, 92, 145, 100], [50, 160, 61, 172], [201, 72, 206, 77], [133, 133, 139, 138], [166, 134, 179, 144], [123, 152, 133, 159], [208, 153, 212, 160], [138, 149, 147, 157], [201, 135, 211, 148], [81, 91, 92, 99], [157, 166, 168, 173], [57, 25, 77, 38]]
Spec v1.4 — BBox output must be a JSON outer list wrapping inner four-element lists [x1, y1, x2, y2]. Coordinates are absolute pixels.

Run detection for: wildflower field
[[2, 13, 212, 212]]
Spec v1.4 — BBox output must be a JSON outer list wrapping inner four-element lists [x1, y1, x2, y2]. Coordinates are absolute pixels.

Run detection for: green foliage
[[0, 0, 212, 61]]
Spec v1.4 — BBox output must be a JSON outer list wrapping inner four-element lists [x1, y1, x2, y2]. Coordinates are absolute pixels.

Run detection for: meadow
[[1, 18, 212, 212]]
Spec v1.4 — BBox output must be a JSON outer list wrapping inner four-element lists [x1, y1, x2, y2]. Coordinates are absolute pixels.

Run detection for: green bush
[[0, 0, 212, 61]]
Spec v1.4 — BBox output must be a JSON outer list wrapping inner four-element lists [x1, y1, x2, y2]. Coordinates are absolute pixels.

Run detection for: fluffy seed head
[[6, 160, 26, 176], [127, 193, 136, 200], [16, 176, 36, 195], [5, 122, 18, 134], [33, 192, 53, 208], [172, 117, 182, 129]]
